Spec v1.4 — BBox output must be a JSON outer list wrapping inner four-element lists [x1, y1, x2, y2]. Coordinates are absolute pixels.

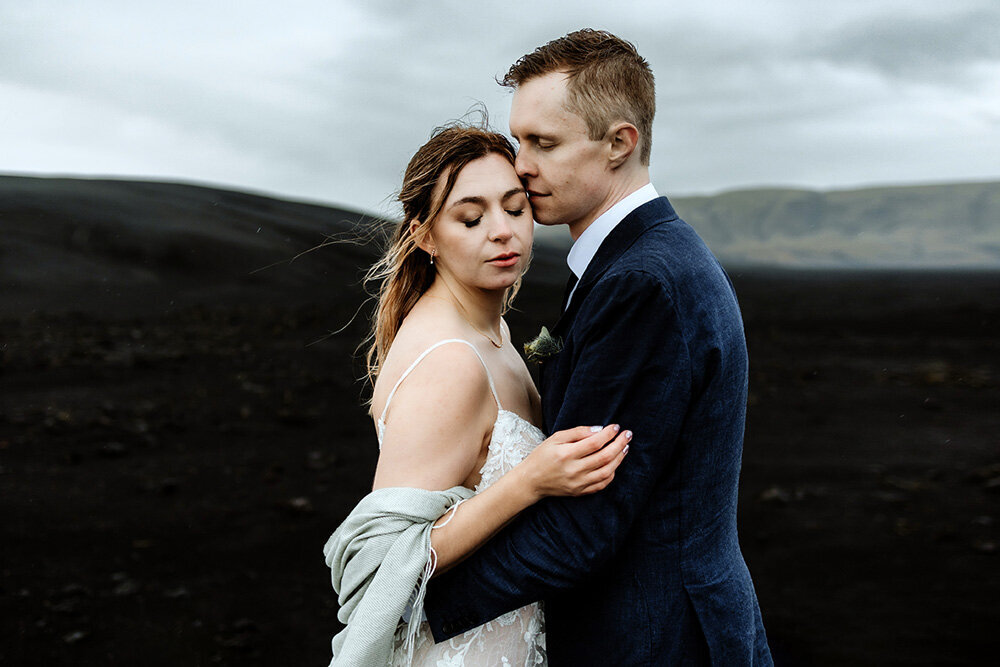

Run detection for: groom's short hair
[[501, 28, 655, 165]]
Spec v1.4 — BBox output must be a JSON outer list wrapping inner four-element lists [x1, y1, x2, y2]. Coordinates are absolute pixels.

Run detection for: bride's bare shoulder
[[381, 300, 464, 366], [371, 300, 482, 411]]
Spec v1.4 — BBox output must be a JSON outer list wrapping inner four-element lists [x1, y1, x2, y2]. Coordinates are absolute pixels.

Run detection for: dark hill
[[0, 175, 572, 317], [0, 176, 379, 316]]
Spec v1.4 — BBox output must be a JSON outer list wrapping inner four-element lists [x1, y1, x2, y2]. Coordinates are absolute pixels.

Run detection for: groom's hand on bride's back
[[517, 424, 631, 501]]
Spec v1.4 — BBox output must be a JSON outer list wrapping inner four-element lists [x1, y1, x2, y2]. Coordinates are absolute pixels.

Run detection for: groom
[[424, 29, 772, 665]]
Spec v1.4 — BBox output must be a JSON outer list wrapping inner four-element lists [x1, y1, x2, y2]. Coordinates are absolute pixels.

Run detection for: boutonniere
[[523, 326, 563, 364]]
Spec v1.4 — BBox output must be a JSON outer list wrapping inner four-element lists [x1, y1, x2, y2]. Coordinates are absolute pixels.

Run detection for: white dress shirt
[[565, 183, 659, 308]]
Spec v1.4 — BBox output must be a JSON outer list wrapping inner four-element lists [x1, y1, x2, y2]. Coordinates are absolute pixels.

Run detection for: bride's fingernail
[[624, 430, 632, 441], [623, 444, 630, 455], [590, 425, 602, 433], [612, 424, 620, 433]]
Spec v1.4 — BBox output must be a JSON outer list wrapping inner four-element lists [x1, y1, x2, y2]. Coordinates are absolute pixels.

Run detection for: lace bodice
[[376, 339, 547, 666], [474, 409, 545, 491]]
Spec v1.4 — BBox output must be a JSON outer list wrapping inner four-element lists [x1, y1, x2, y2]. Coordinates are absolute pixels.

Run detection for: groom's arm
[[423, 269, 692, 640]]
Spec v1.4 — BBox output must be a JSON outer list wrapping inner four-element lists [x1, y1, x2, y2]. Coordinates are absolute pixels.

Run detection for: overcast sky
[[2, 0, 998, 217]]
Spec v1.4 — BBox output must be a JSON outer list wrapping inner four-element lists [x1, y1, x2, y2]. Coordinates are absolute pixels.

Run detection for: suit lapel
[[550, 196, 678, 339]]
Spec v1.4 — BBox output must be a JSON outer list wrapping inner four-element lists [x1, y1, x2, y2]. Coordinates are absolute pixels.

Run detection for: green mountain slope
[[673, 181, 1000, 267]]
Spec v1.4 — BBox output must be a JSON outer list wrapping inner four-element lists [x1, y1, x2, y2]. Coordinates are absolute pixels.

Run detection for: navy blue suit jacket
[[424, 197, 772, 665]]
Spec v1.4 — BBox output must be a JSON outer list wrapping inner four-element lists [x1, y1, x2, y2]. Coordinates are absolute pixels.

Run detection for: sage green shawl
[[323, 485, 474, 666]]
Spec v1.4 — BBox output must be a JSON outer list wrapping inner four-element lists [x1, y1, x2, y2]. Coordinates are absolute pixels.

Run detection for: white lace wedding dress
[[375, 339, 547, 667]]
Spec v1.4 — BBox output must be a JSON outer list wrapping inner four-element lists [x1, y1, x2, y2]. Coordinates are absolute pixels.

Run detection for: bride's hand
[[517, 424, 631, 501]]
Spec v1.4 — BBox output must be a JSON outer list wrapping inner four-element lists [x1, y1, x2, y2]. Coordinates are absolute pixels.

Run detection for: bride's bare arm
[[372, 345, 496, 492], [428, 423, 630, 574], [372, 345, 630, 575]]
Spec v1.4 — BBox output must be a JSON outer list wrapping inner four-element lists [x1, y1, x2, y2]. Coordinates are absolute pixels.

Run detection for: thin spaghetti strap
[[378, 339, 502, 425]]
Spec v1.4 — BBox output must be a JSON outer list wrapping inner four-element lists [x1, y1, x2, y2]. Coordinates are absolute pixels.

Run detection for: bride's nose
[[489, 215, 513, 243]]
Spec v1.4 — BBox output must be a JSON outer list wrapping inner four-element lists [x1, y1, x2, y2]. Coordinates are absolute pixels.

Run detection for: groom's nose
[[514, 149, 536, 180]]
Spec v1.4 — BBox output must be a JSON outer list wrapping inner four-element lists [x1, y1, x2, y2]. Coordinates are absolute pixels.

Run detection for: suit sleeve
[[423, 269, 692, 640]]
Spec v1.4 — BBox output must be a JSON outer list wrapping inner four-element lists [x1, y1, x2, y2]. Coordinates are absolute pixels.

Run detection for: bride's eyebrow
[[448, 195, 487, 209], [501, 187, 528, 203], [449, 188, 526, 209]]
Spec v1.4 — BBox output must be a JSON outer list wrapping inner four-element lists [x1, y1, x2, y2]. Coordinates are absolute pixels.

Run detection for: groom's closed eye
[[519, 134, 556, 150]]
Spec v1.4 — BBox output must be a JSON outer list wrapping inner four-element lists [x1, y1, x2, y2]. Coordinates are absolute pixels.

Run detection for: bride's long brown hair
[[362, 123, 522, 392]]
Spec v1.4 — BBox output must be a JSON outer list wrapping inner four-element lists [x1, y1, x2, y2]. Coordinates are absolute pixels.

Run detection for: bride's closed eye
[[506, 209, 525, 217]]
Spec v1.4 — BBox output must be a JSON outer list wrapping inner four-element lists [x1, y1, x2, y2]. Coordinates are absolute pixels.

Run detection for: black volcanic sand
[[2, 268, 999, 666]]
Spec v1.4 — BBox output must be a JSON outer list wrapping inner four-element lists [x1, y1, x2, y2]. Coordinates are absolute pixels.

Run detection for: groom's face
[[510, 72, 612, 235]]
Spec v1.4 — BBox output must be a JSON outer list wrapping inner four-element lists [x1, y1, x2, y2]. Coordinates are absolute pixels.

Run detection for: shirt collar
[[566, 183, 659, 279]]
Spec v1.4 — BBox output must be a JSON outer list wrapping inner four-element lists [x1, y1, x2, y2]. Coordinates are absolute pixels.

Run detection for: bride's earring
[[430, 249, 435, 266]]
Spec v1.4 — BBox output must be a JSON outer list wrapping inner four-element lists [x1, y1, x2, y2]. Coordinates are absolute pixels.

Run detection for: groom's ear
[[607, 122, 639, 169]]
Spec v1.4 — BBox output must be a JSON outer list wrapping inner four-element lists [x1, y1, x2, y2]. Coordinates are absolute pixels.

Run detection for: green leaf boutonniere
[[523, 326, 563, 364]]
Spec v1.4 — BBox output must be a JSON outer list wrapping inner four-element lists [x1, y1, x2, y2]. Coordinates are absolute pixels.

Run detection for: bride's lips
[[488, 252, 521, 268]]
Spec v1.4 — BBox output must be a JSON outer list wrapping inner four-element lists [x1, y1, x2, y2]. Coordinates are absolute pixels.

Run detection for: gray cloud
[[809, 5, 1000, 82], [1, 0, 998, 214]]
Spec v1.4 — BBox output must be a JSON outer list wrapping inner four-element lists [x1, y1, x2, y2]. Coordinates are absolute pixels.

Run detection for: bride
[[324, 123, 631, 666]]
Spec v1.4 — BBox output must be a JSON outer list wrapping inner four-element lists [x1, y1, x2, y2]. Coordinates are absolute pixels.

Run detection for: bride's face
[[422, 153, 533, 292]]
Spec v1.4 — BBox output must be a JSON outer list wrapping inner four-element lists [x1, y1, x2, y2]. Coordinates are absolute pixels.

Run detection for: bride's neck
[[424, 277, 503, 333]]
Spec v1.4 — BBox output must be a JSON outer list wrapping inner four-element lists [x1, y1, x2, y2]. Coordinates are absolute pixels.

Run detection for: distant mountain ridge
[[674, 181, 1000, 268], [2, 175, 998, 315]]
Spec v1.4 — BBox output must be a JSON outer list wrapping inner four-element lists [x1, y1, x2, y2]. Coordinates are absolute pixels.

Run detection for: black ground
[[2, 266, 998, 666]]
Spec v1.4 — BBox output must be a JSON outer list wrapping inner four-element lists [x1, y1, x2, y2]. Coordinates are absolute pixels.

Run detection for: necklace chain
[[466, 316, 503, 348], [425, 294, 503, 348]]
